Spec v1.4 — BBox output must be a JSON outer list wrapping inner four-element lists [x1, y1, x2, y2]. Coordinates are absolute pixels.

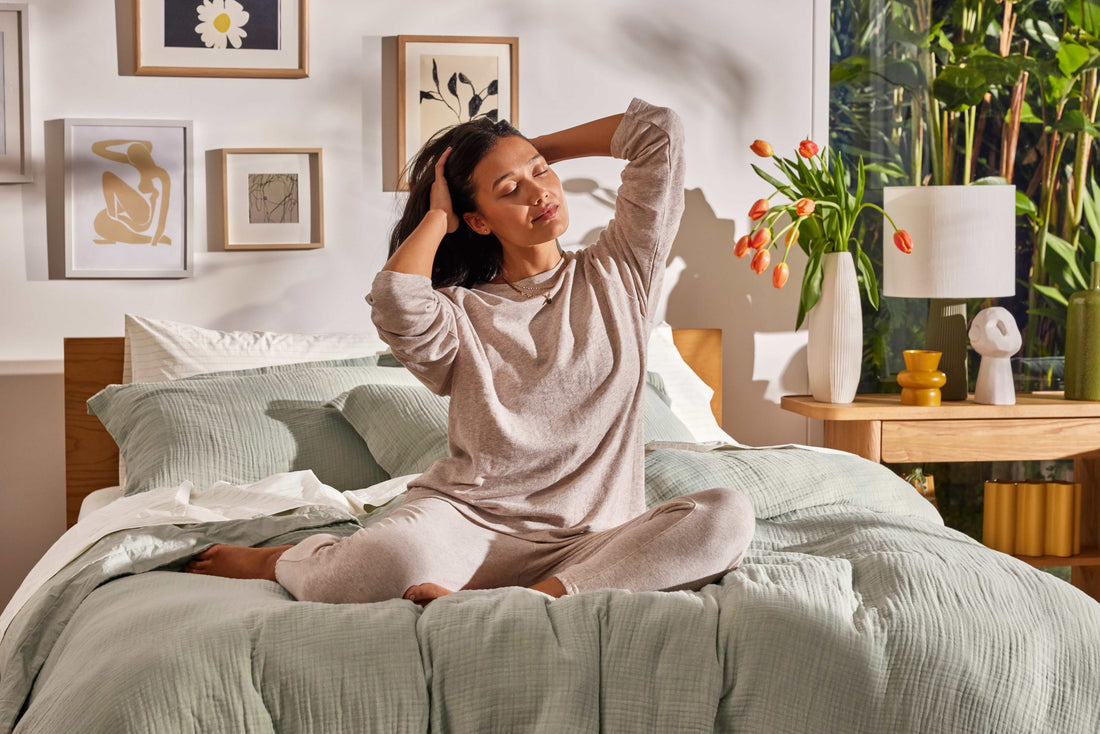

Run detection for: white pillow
[[124, 314, 390, 383], [646, 322, 737, 444]]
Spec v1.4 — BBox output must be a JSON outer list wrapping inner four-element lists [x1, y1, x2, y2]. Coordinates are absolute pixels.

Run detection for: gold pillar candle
[[1043, 481, 1075, 558], [983, 480, 1017, 554], [1073, 482, 1083, 556], [1015, 480, 1046, 557]]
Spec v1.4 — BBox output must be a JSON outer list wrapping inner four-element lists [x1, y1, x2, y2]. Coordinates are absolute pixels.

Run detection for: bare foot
[[183, 544, 292, 581], [403, 582, 453, 606]]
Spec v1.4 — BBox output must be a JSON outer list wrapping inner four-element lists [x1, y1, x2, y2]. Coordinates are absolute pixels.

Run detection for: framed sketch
[[134, 0, 308, 78], [63, 119, 193, 278], [396, 35, 518, 189], [219, 148, 323, 250], [0, 4, 30, 183]]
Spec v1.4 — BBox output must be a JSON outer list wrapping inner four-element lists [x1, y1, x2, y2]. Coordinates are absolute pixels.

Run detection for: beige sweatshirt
[[368, 98, 685, 540]]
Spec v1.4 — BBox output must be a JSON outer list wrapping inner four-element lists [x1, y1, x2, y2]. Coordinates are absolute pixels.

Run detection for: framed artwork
[[0, 4, 30, 183], [219, 148, 323, 250], [396, 35, 518, 189], [134, 0, 308, 78], [63, 119, 193, 279]]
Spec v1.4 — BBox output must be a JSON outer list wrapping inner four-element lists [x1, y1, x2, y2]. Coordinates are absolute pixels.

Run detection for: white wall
[[0, 0, 825, 606]]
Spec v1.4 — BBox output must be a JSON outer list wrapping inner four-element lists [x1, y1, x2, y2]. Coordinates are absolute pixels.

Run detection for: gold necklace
[[500, 256, 565, 305]]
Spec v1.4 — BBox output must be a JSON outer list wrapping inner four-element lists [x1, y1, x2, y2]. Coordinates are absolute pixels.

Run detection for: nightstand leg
[[1073, 457, 1099, 603], [823, 420, 881, 463]]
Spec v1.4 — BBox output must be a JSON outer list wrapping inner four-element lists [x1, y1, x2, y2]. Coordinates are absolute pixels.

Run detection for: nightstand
[[780, 392, 1100, 603]]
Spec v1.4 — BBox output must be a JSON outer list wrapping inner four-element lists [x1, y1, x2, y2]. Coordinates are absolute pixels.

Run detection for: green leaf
[[971, 175, 1009, 185], [1057, 39, 1093, 77], [796, 247, 825, 330], [1011, 100, 1044, 125], [863, 161, 907, 181], [854, 156, 866, 208], [1015, 191, 1039, 218], [1051, 109, 1100, 137], [932, 65, 989, 111], [1066, 0, 1100, 38], [1021, 18, 1061, 51], [881, 59, 921, 89], [1085, 178, 1100, 244], [1026, 306, 1068, 326], [1032, 282, 1069, 307], [855, 246, 880, 311], [830, 56, 871, 85], [1044, 231, 1088, 290], [750, 163, 796, 197], [967, 50, 1020, 87]]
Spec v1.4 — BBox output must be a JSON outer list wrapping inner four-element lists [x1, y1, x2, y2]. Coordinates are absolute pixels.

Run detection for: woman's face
[[462, 135, 569, 250]]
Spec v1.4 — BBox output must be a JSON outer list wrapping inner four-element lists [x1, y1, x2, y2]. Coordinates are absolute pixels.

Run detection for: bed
[[2, 316, 1099, 733]]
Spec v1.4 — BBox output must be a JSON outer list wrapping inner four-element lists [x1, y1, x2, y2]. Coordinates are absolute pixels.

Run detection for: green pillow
[[88, 356, 420, 495], [331, 373, 696, 477], [643, 443, 943, 520]]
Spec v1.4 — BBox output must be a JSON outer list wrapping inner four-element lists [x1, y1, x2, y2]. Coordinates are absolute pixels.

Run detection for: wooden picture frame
[[396, 35, 518, 190], [134, 0, 308, 78], [63, 118, 193, 279], [219, 147, 323, 250], [0, 3, 30, 183]]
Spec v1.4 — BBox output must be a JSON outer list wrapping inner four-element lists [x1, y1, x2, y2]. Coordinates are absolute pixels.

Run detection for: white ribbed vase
[[806, 251, 862, 404]]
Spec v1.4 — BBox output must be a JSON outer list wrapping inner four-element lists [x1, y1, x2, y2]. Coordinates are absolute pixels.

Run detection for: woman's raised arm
[[382, 148, 461, 278], [528, 113, 626, 164]]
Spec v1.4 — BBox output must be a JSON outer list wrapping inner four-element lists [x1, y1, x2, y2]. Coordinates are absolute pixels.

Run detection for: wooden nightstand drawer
[[880, 418, 1100, 463]]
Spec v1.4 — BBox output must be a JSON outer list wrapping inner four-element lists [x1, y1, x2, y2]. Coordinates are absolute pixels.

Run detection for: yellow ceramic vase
[[897, 350, 947, 406]]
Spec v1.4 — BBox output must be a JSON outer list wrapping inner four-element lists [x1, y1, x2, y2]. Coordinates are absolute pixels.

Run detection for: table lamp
[[883, 185, 1017, 401]]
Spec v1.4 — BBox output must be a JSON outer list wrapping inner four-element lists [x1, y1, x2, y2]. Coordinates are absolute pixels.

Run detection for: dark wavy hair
[[390, 118, 526, 288]]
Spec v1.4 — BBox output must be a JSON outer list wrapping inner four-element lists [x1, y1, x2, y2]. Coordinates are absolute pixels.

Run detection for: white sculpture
[[969, 306, 1021, 405]]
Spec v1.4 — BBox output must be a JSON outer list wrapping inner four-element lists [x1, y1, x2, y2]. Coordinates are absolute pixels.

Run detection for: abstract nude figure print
[[91, 139, 172, 247]]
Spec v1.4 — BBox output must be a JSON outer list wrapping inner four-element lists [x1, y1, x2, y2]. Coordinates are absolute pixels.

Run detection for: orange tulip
[[795, 198, 815, 217], [798, 139, 819, 158], [749, 198, 770, 221], [893, 229, 914, 254], [750, 139, 774, 157], [772, 262, 790, 288], [751, 248, 771, 274], [785, 227, 800, 248], [750, 228, 772, 250], [734, 235, 752, 258]]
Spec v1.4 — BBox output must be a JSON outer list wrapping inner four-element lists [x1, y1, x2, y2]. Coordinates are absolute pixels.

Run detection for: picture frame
[[219, 148, 323, 250], [0, 3, 30, 183], [63, 119, 193, 279], [134, 0, 308, 78], [396, 35, 518, 189]]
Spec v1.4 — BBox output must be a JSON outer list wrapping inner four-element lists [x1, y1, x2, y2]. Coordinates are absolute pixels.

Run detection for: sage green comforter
[[3, 445, 1099, 733]]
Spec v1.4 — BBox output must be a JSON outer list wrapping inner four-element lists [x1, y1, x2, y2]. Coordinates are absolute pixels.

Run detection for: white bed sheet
[[2, 471, 412, 641]]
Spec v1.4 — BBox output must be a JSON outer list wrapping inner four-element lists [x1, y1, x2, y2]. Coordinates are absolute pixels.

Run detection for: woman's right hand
[[429, 147, 461, 234]]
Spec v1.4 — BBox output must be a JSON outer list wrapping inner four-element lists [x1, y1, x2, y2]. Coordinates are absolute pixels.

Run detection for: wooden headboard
[[63, 329, 722, 528]]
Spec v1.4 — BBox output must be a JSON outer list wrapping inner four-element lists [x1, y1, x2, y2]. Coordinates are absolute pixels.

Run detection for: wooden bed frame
[[63, 329, 722, 528]]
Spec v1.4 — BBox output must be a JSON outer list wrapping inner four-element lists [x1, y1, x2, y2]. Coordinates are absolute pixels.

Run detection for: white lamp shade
[[882, 185, 1016, 298]]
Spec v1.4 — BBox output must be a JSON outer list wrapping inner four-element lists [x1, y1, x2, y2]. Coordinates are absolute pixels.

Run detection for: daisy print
[[194, 0, 249, 50]]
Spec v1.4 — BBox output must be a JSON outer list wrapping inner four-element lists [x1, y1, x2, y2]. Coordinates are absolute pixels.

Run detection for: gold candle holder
[[1044, 481, 1076, 558], [983, 480, 1017, 554], [898, 350, 947, 406], [1015, 480, 1047, 557], [1073, 482, 1083, 556]]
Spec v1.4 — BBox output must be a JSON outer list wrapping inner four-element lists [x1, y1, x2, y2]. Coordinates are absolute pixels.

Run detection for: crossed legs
[[185, 488, 755, 605]]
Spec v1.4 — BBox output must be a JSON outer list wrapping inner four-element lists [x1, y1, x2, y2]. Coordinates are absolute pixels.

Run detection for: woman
[[187, 99, 756, 605]]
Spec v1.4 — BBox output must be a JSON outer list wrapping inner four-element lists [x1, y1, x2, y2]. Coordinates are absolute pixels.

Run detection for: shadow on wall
[[664, 188, 808, 445], [558, 180, 807, 443]]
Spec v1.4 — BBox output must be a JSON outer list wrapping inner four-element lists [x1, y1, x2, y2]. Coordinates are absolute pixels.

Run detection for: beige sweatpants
[[275, 487, 755, 604]]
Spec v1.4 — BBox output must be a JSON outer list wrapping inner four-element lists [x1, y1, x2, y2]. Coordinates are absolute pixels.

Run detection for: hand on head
[[430, 147, 462, 234]]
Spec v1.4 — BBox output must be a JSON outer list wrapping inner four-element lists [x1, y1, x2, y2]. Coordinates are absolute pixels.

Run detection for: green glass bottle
[[1065, 261, 1100, 400]]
